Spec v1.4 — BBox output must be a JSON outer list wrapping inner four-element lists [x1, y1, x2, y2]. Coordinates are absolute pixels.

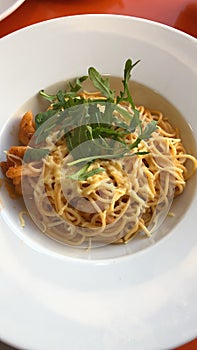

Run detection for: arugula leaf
[[67, 148, 145, 167], [115, 105, 133, 123], [69, 76, 88, 92], [129, 109, 142, 133], [39, 90, 57, 103], [139, 120, 157, 140], [65, 124, 91, 153], [128, 138, 141, 150], [67, 163, 105, 181], [24, 147, 49, 162], [117, 58, 140, 108], [88, 67, 115, 102], [35, 109, 57, 130], [36, 76, 88, 128], [35, 59, 157, 180]]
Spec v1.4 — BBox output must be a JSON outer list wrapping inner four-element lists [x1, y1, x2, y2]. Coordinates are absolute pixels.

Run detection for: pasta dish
[[1, 59, 197, 247]]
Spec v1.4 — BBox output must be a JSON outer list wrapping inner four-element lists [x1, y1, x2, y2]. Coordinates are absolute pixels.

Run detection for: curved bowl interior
[[0, 15, 197, 261]]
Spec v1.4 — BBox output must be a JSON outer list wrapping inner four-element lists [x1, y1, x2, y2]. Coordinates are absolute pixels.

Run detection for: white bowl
[[0, 15, 197, 350], [0, 0, 26, 21]]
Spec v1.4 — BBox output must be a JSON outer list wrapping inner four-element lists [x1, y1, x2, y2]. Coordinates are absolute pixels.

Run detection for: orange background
[[0, 0, 197, 38], [0, 0, 197, 349]]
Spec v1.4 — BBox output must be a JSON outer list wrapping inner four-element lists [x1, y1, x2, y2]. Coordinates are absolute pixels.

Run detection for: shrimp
[[8, 146, 27, 159], [18, 111, 35, 146], [6, 163, 40, 181], [5, 166, 24, 194], [0, 146, 26, 173], [7, 146, 27, 165], [6, 165, 22, 180], [0, 146, 27, 195]]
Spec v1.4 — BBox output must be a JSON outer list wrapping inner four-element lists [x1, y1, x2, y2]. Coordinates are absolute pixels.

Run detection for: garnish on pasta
[[1, 59, 197, 247]]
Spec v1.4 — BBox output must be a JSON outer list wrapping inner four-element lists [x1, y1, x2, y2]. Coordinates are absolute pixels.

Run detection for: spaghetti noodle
[[21, 102, 197, 246], [1, 60, 197, 247]]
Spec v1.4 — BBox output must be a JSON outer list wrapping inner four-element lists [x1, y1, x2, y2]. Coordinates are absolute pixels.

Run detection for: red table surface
[[0, 1, 197, 350]]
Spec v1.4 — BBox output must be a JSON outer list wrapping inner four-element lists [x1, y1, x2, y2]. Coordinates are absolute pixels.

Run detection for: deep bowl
[[0, 15, 197, 350], [0, 15, 197, 260]]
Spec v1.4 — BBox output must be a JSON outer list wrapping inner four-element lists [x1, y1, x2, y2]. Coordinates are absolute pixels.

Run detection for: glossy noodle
[[1, 60, 197, 248], [20, 102, 197, 246]]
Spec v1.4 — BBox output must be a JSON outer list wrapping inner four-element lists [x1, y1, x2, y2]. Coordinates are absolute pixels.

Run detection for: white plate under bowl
[[0, 0, 26, 21], [0, 15, 197, 350]]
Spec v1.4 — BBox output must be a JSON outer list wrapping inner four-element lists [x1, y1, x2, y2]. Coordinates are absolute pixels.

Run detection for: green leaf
[[139, 120, 157, 140], [35, 109, 57, 130], [78, 167, 105, 180], [117, 58, 140, 108], [35, 59, 157, 181], [24, 147, 49, 162], [115, 105, 133, 123], [66, 163, 105, 181], [123, 58, 141, 86], [69, 76, 88, 92], [88, 67, 115, 101], [129, 108, 142, 133], [65, 124, 91, 153], [67, 144, 128, 167], [124, 59, 132, 86], [39, 90, 57, 103], [128, 138, 141, 150], [57, 90, 66, 105]]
